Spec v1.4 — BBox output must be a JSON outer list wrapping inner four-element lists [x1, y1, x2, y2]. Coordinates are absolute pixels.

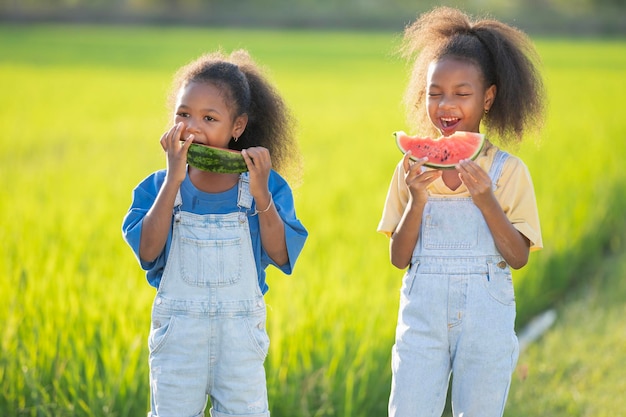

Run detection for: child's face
[[174, 81, 247, 148], [426, 57, 496, 137]]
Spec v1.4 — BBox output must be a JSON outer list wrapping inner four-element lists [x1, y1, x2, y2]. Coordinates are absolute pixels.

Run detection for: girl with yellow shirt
[[378, 7, 545, 417]]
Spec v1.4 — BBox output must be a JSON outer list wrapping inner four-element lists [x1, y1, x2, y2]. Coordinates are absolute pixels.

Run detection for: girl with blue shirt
[[122, 50, 307, 417]]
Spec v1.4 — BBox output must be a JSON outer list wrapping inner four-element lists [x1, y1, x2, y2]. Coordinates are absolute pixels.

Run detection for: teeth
[[441, 117, 458, 127], [441, 117, 459, 127]]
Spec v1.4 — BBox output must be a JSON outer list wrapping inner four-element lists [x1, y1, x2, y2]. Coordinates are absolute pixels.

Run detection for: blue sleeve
[[121, 171, 169, 286], [262, 172, 308, 275]]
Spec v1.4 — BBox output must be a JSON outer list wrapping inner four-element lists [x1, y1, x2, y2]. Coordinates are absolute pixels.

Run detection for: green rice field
[[1, 24, 625, 416]]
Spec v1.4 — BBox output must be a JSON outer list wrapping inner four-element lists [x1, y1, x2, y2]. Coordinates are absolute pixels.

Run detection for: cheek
[[425, 100, 438, 119]]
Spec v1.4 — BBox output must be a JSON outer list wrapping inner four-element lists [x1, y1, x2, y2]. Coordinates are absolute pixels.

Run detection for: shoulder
[[500, 152, 531, 179], [126, 170, 167, 211], [134, 169, 167, 194], [266, 170, 298, 211], [483, 144, 529, 175], [268, 170, 292, 193], [484, 147, 535, 193]]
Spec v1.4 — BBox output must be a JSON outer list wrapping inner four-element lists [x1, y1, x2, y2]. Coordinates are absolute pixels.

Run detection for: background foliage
[[2, 0, 625, 35]]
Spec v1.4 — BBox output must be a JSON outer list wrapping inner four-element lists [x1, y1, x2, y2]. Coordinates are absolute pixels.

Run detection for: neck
[[188, 167, 239, 193], [441, 170, 462, 191]]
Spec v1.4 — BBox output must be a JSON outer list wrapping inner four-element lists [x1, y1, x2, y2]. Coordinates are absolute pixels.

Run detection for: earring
[[233, 136, 239, 142], [484, 108, 489, 115]]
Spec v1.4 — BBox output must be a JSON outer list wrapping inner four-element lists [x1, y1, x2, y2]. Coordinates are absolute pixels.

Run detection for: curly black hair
[[400, 7, 545, 144], [169, 50, 301, 182]]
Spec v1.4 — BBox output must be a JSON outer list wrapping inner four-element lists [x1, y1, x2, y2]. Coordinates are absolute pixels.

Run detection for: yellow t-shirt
[[377, 143, 543, 251]]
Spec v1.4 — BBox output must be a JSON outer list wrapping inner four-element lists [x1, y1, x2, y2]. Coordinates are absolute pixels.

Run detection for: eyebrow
[[177, 104, 222, 115], [429, 82, 473, 89]]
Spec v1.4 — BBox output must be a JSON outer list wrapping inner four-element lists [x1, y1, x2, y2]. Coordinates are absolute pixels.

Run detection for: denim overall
[[389, 151, 519, 417], [148, 173, 270, 417]]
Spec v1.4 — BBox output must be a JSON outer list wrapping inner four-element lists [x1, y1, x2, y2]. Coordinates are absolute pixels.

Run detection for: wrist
[[164, 170, 185, 186], [253, 193, 273, 215], [408, 196, 427, 210]]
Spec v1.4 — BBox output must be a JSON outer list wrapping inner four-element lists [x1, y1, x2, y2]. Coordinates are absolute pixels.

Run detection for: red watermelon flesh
[[394, 131, 485, 169]]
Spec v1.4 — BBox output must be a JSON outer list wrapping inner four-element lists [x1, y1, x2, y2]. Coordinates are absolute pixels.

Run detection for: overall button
[[497, 261, 507, 269], [155, 297, 162, 305]]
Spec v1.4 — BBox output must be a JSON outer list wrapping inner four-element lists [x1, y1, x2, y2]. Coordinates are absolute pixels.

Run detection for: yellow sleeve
[[377, 159, 409, 237], [495, 155, 543, 251]]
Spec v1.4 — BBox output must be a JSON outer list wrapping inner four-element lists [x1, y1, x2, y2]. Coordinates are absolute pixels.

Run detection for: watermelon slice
[[184, 142, 248, 173], [394, 131, 485, 169]]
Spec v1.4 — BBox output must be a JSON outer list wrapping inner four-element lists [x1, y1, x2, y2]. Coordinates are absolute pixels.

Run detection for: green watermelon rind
[[394, 131, 485, 170], [185, 142, 248, 173]]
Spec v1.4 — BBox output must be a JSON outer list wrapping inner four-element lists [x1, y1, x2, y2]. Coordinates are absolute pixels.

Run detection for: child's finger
[[159, 131, 169, 151], [241, 148, 253, 168], [404, 153, 429, 175], [402, 151, 413, 172], [172, 122, 184, 145], [457, 159, 483, 181], [161, 123, 182, 151], [181, 134, 194, 151], [242, 147, 271, 171]]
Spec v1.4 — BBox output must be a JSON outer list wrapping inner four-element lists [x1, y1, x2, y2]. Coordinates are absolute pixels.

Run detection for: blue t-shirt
[[122, 169, 307, 294]]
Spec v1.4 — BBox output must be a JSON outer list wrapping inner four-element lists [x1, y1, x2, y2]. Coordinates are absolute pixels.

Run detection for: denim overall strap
[[173, 187, 183, 222], [488, 150, 510, 190], [237, 172, 253, 210]]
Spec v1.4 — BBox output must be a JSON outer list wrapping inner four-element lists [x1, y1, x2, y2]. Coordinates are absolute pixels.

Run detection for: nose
[[185, 118, 201, 133], [438, 95, 456, 109]]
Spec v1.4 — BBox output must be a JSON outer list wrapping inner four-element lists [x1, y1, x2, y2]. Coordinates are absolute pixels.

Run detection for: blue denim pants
[[148, 174, 270, 417], [389, 151, 519, 417]]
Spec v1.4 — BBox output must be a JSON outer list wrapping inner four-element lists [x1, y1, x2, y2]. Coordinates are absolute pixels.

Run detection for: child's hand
[[456, 159, 494, 207], [403, 151, 441, 206], [242, 147, 272, 205], [160, 122, 193, 184]]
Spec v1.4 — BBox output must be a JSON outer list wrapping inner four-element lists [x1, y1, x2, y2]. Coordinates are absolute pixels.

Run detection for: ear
[[484, 84, 497, 112], [232, 113, 248, 138]]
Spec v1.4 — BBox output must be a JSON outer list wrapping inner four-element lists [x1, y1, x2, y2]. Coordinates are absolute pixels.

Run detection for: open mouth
[[440, 117, 460, 129]]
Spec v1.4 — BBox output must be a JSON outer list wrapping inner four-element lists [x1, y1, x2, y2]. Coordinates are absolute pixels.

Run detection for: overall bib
[[148, 173, 270, 417], [389, 151, 519, 417]]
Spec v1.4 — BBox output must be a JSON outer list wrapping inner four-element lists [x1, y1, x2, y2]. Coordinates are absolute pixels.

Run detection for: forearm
[[259, 214, 288, 267], [457, 158, 530, 269], [481, 203, 530, 269], [139, 178, 181, 263], [256, 194, 289, 266], [390, 201, 425, 269]]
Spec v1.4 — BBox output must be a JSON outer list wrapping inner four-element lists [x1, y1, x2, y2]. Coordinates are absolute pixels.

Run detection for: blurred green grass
[[507, 240, 626, 416]]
